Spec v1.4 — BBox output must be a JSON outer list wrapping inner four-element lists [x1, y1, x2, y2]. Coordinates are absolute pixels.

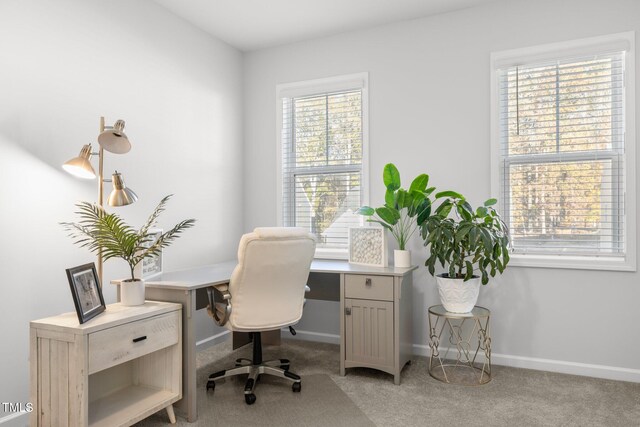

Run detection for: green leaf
[[464, 261, 474, 281], [383, 163, 401, 191], [411, 190, 426, 205], [435, 190, 464, 200], [385, 189, 396, 208], [455, 223, 472, 241], [357, 206, 375, 216], [456, 204, 472, 221], [375, 207, 400, 225], [435, 201, 453, 217], [476, 206, 488, 217], [417, 200, 432, 225], [481, 269, 489, 285], [479, 228, 492, 249], [409, 174, 429, 193], [396, 189, 412, 210], [484, 198, 498, 206], [469, 227, 478, 247], [366, 219, 393, 231]]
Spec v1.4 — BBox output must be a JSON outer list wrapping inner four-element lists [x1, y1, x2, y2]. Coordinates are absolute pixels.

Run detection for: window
[[491, 33, 636, 271], [277, 74, 369, 258]]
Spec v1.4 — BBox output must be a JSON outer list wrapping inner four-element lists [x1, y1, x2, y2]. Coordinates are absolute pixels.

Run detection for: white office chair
[[205, 227, 316, 405]]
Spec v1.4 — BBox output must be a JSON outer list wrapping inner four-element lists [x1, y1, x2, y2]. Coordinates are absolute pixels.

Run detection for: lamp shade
[[98, 120, 131, 154], [108, 172, 138, 206], [62, 144, 96, 179]]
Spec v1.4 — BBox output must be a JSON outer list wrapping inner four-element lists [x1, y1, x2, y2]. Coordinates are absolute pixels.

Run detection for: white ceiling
[[153, 0, 498, 52]]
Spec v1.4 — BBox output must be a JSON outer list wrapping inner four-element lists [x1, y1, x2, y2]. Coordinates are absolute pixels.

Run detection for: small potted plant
[[62, 195, 196, 306], [358, 163, 434, 268], [421, 192, 510, 313]]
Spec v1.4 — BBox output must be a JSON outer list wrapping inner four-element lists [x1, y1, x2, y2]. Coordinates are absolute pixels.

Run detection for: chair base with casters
[[206, 331, 301, 405]]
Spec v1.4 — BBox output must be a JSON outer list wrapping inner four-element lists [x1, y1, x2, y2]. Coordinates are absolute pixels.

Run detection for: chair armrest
[[206, 283, 232, 327]]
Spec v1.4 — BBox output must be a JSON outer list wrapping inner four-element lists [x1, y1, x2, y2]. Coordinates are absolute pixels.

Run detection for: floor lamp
[[62, 116, 138, 286]]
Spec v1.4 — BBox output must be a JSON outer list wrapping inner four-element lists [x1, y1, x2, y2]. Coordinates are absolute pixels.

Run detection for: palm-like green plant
[[61, 195, 196, 281]]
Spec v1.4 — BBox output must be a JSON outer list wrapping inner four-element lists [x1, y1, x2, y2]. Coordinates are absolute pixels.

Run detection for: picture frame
[[348, 227, 388, 267], [66, 262, 106, 324], [134, 228, 163, 279]]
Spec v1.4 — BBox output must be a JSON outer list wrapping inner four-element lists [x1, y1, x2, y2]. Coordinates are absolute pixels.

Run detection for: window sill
[[314, 248, 348, 261], [508, 253, 636, 272]]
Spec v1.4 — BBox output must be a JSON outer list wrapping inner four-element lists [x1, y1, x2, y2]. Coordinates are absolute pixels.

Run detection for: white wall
[[244, 0, 640, 379], [0, 0, 242, 422]]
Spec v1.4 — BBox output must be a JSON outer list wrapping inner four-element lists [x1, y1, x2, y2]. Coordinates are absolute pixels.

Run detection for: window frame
[[490, 32, 636, 271], [276, 73, 370, 259]]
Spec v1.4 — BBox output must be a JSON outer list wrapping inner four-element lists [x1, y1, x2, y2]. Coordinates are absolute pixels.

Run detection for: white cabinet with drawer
[[341, 271, 414, 385], [30, 302, 182, 427]]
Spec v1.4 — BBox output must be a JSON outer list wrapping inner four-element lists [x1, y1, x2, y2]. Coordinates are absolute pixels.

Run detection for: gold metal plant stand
[[428, 305, 492, 385]]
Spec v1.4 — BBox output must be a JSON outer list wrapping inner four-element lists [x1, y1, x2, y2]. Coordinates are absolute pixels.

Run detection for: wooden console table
[[30, 301, 182, 427]]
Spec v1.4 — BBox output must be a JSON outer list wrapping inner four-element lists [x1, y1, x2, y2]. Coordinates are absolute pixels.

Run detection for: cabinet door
[[345, 298, 394, 368]]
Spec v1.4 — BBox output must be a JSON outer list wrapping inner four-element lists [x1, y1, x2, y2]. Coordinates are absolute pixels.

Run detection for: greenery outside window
[[491, 33, 636, 271], [277, 73, 369, 258]]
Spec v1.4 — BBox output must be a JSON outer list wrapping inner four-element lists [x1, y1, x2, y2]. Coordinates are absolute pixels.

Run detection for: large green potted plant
[[421, 192, 510, 313], [62, 195, 196, 306], [358, 163, 434, 267]]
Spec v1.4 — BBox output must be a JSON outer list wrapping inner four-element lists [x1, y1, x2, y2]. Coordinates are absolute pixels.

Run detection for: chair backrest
[[228, 227, 316, 331]]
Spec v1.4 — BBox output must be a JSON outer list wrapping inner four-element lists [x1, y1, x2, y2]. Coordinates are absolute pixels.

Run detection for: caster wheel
[[206, 381, 215, 392], [245, 393, 256, 405], [292, 382, 301, 393], [280, 364, 290, 371]]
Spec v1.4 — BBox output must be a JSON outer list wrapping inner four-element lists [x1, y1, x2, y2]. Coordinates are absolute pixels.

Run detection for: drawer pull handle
[[365, 278, 372, 286], [133, 336, 147, 343]]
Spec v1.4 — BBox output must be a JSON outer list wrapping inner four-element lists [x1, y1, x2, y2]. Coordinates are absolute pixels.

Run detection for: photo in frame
[[134, 228, 163, 279], [349, 227, 388, 267], [66, 262, 106, 324]]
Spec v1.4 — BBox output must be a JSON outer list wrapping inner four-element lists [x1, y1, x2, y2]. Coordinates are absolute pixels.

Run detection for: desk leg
[[146, 287, 198, 423]]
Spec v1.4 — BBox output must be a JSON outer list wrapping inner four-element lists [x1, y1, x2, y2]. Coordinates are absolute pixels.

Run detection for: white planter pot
[[121, 279, 145, 306], [436, 275, 480, 313], [394, 250, 411, 268]]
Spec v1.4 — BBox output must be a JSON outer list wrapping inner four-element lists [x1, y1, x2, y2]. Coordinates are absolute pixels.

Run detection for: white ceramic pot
[[121, 279, 145, 306], [394, 249, 411, 268], [435, 274, 480, 313]]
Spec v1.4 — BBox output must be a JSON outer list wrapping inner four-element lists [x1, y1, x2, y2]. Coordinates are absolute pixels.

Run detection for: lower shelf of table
[[89, 385, 178, 427]]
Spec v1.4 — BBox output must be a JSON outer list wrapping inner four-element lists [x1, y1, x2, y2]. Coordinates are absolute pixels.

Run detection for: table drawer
[[88, 310, 180, 374], [345, 274, 393, 301]]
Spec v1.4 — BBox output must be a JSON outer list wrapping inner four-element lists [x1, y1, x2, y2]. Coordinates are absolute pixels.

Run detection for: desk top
[[112, 260, 417, 291]]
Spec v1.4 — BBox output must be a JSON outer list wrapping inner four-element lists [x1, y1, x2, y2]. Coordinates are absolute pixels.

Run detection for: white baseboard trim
[[0, 411, 28, 426], [412, 344, 640, 383], [196, 330, 230, 350], [280, 328, 340, 345], [193, 329, 640, 383]]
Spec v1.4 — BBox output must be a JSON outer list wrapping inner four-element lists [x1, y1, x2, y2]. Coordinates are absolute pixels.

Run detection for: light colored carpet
[[135, 341, 374, 427], [137, 339, 640, 426]]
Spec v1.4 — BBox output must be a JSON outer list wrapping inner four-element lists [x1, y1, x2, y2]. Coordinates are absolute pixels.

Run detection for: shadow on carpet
[[135, 367, 373, 426]]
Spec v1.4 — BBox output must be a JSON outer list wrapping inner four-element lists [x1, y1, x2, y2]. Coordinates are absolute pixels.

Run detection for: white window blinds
[[497, 52, 626, 257], [280, 88, 364, 255]]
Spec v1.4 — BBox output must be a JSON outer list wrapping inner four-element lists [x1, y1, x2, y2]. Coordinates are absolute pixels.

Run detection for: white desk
[[115, 260, 416, 422]]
